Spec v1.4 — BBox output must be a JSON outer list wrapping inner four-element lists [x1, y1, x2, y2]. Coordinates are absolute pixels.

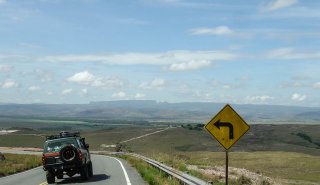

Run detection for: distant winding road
[[0, 154, 146, 185]]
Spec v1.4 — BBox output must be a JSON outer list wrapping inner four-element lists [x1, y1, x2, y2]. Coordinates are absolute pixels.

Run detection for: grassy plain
[[124, 126, 320, 156], [147, 152, 320, 185], [0, 153, 42, 177], [0, 117, 319, 184]]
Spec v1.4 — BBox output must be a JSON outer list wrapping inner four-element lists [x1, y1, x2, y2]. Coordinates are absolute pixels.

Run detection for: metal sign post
[[226, 150, 228, 185], [204, 104, 250, 185]]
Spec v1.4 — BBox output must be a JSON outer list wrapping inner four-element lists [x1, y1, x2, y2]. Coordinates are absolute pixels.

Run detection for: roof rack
[[45, 131, 80, 141]]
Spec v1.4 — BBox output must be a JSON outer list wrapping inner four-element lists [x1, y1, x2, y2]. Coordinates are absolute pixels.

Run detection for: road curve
[[0, 155, 146, 185]]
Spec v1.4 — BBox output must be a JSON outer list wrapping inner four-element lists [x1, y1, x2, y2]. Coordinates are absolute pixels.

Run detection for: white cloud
[[135, 93, 145, 99], [291, 93, 306, 101], [266, 47, 320, 60], [139, 78, 166, 90], [36, 50, 236, 65], [62, 88, 73, 95], [246, 95, 275, 103], [190, 26, 233, 36], [168, 60, 211, 71], [313, 82, 320, 89], [1, 80, 18, 89], [28, 86, 41, 91], [0, 65, 13, 72], [67, 71, 123, 88], [112, 91, 126, 98], [67, 71, 96, 84], [263, 0, 298, 12]]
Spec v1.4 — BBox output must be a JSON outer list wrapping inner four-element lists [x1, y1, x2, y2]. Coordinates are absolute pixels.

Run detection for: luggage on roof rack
[[45, 131, 80, 140], [60, 131, 80, 137]]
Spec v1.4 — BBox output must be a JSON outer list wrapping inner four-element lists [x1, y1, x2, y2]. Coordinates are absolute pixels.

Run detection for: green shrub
[[296, 132, 312, 143]]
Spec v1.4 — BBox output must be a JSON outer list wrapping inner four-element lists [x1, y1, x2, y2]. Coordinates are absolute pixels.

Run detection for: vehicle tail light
[[78, 149, 83, 160], [42, 154, 46, 165]]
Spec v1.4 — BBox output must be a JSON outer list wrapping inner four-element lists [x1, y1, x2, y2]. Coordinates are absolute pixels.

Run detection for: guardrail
[[127, 153, 210, 185]]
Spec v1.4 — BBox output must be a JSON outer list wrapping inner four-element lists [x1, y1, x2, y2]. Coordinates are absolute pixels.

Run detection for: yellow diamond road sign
[[204, 104, 250, 150]]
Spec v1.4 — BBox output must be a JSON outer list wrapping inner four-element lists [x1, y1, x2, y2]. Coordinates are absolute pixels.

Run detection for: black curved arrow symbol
[[214, 119, 234, 139]]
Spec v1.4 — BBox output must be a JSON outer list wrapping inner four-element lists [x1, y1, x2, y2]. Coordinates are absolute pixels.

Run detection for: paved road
[[0, 155, 146, 185]]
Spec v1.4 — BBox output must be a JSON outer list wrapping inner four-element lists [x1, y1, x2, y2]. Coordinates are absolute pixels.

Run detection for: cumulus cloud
[[28, 86, 41, 91], [168, 60, 211, 71], [291, 93, 306, 101], [246, 95, 275, 103], [263, 0, 298, 12], [139, 78, 166, 90], [1, 79, 18, 89], [67, 71, 123, 88], [62, 88, 73, 95], [112, 91, 126, 98], [135, 93, 145, 99], [67, 71, 96, 84], [190, 26, 233, 36]]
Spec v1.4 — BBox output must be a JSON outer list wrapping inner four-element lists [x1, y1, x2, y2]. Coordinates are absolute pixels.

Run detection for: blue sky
[[0, 0, 320, 106]]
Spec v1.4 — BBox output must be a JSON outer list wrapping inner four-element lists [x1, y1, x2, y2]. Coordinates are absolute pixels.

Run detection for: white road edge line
[[108, 156, 132, 185]]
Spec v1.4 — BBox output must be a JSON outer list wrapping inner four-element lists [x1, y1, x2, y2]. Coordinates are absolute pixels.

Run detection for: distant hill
[[0, 100, 319, 123]]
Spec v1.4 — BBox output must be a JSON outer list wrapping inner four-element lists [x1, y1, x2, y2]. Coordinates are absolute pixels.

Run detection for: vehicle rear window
[[44, 138, 79, 153]]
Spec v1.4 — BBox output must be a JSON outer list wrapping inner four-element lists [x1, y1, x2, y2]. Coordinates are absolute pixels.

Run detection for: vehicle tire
[[88, 162, 93, 177], [80, 165, 89, 180], [57, 171, 63, 179], [46, 171, 55, 184], [60, 145, 78, 164]]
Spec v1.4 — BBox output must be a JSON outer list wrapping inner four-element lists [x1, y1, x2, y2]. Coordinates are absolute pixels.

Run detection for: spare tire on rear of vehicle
[[60, 145, 78, 164]]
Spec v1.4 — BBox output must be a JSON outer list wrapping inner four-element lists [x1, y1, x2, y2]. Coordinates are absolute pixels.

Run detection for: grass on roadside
[[119, 155, 181, 185], [0, 153, 42, 177], [148, 151, 320, 185]]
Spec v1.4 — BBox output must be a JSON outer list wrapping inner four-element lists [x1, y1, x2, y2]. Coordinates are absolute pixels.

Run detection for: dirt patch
[[0, 130, 19, 135], [0, 147, 43, 152], [187, 165, 278, 185]]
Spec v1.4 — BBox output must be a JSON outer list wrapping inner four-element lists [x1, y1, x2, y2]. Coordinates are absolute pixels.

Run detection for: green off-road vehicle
[[42, 131, 93, 184]]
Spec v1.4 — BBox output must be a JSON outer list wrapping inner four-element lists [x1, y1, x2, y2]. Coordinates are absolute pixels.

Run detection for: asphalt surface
[[0, 154, 146, 185]]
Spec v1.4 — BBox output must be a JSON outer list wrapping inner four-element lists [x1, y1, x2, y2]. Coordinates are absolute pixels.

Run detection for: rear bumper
[[43, 162, 84, 171]]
